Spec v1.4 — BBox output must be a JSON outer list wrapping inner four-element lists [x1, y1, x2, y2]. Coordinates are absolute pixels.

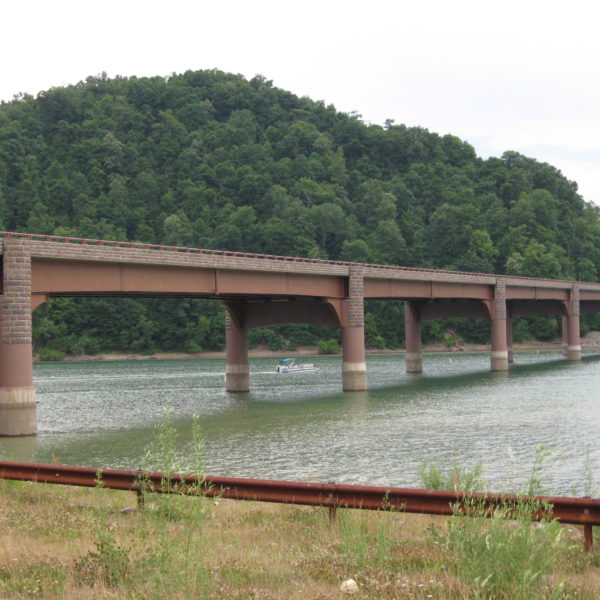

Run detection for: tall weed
[[446, 496, 564, 599], [522, 444, 561, 497], [76, 407, 210, 597], [337, 510, 396, 572], [426, 447, 569, 599], [136, 408, 209, 596], [419, 461, 485, 492], [75, 524, 130, 588]]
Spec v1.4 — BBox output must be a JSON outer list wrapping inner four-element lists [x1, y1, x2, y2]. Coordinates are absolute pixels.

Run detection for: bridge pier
[[490, 280, 509, 371], [342, 267, 367, 391], [506, 317, 514, 364], [567, 316, 581, 361], [404, 301, 422, 373], [566, 287, 581, 361], [562, 316, 568, 356], [224, 312, 250, 392], [0, 239, 36, 436]]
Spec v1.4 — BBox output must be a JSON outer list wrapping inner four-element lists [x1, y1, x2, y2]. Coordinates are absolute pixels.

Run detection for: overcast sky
[[3, 0, 599, 204]]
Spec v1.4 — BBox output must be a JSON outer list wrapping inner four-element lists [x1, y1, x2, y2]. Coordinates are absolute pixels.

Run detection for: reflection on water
[[0, 351, 599, 495]]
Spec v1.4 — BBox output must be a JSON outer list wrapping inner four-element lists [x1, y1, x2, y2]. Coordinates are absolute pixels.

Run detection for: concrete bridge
[[2, 232, 599, 436]]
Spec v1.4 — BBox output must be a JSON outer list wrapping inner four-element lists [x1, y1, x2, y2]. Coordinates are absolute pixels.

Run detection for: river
[[1, 351, 599, 495]]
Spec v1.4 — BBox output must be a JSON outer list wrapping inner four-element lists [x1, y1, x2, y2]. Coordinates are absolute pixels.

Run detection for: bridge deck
[[1, 233, 598, 303]]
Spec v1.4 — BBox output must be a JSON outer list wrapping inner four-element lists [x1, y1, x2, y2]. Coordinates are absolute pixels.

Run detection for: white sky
[[2, 0, 600, 204]]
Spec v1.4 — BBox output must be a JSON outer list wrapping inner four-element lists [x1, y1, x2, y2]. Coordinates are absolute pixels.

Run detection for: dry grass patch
[[0, 481, 597, 598]]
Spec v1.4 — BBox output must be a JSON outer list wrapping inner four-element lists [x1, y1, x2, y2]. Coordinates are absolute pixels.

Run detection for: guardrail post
[[0, 239, 37, 436], [328, 505, 338, 522], [405, 301, 423, 373], [136, 489, 145, 509], [327, 483, 339, 522], [584, 524, 593, 552]]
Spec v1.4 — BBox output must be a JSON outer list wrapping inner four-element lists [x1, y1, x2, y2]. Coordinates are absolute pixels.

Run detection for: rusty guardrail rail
[[0, 461, 597, 551]]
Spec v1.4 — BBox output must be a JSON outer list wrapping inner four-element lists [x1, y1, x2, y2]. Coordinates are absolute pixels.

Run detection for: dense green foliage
[[1, 70, 599, 353]]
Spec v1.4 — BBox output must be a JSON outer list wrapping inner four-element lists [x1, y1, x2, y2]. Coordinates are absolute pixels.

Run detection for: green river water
[[1, 351, 599, 495]]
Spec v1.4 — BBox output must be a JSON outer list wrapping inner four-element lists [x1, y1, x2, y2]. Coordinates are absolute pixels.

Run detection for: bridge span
[[1, 232, 599, 436]]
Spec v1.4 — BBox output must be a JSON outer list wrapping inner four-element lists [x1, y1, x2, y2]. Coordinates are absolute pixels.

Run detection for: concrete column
[[506, 316, 514, 364], [0, 239, 36, 436], [567, 286, 581, 361], [404, 301, 423, 373], [490, 279, 508, 371], [225, 312, 249, 392], [342, 267, 367, 391], [561, 316, 568, 356]]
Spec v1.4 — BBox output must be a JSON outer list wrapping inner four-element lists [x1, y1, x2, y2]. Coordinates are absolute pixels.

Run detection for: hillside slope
[[1, 70, 598, 353]]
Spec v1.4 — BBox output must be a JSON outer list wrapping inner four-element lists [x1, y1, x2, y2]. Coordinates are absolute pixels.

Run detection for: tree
[[229, 206, 259, 250], [26, 202, 54, 234], [507, 241, 563, 279], [212, 223, 242, 251], [339, 239, 372, 263], [427, 203, 479, 268], [509, 189, 559, 244], [309, 202, 345, 254], [457, 230, 498, 273], [163, 213, 192, 246], [368, 220, 406, 265]]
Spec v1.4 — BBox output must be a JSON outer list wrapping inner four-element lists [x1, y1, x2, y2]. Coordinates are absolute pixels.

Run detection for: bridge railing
[[0, 230, 580, 285]]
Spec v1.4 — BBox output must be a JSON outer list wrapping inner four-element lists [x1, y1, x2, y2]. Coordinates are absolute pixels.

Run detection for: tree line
[[1, 69, 599, 355]]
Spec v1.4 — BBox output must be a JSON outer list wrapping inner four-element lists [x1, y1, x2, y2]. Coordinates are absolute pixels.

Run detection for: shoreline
[[34, 339, 595, 363]]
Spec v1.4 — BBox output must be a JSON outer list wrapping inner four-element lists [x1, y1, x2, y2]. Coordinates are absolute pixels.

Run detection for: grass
[[0, 481, 598, 599]]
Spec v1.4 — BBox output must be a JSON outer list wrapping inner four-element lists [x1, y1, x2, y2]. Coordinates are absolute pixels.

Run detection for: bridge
[[1, 231, 599, 436]]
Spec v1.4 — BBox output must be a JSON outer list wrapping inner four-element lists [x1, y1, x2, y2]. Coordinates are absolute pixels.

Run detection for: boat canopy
[[279, 358, 296, 365]]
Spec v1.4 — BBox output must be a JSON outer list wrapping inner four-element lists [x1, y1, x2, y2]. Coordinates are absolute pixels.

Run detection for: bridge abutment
[[342, 267, 367, 391], [490, 280, 509, 371], [404, 301, 422, 373], [225, 312, 250, 392], [0, 240, 36, 436]]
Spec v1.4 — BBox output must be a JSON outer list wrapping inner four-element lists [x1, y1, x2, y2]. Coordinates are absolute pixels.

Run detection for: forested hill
[[1, 69, 599, 355]]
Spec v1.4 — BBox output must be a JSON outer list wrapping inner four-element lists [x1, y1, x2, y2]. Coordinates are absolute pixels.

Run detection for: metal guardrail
[[0, 461, 597, 551]]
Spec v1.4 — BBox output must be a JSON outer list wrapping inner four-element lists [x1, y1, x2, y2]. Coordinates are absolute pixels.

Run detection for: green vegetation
[[418, 445, 567, 497], [73, 406, 211, 597], [419, 461, 486, 493], [38, 348, 66, 362], [2, 69, 600, 354], [317, 338, 340, 354], [419, 449, 583, 599], [442, 496, 566, 600]]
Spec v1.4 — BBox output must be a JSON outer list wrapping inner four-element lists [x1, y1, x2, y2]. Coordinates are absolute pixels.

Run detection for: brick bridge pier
[[0, 240, 36, 436], [0, 232, 597, 436]]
